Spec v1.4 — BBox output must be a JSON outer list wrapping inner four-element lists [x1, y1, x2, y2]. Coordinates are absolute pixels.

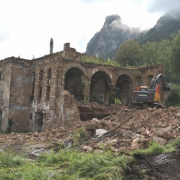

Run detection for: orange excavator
[[133, 74, 170, 108]]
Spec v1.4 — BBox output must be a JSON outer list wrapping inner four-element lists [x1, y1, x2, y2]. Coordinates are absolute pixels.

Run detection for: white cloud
[[147, 0, 180, 13], [0, 0, 163, 60]]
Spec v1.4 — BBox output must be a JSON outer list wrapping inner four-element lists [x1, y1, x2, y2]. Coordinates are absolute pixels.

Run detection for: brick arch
[[89, 67, 112, 81], [91, 70, 112, 83], [64, 65, 86, 101], [136, 75, 142, 86], [90, 71, 112, 104], [146, 74, 154, 86], [115, 73, 135, 105], [63, 63, 86, 76], [114, 72, 135, 87]]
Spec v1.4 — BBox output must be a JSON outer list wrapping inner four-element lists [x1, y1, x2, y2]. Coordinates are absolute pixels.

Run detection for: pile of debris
[[1, 106, 180, 154], [76, 102, 123, 120], [83, 107, 180, 152], [0, 124, 84, 145]]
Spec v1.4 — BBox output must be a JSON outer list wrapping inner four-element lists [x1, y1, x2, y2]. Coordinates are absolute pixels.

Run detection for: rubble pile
[[77, 102, 123, 120], [1, 106, 180, 154], [0, 125, 85, 145], [83, 107, 180, 152]]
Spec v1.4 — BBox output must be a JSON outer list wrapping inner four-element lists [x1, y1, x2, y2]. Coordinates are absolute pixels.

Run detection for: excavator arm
[[133, 74, 170, 108], [150, 74, 170, 92]]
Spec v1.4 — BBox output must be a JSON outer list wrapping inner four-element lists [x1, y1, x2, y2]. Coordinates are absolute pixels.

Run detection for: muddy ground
[[125, 150, 180, 180]]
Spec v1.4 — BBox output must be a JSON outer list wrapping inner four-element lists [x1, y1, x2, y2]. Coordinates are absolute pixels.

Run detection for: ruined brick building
[[0, 40, 163, 132]]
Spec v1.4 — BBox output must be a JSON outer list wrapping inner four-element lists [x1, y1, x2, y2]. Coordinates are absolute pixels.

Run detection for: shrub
[[0, 151, 25, 168], [115, 98, 121, 104], [165, 83, 180, 107]]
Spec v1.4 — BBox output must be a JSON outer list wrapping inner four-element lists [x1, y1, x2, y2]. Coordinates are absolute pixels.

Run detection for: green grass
[[0, 149, 133, 180], [1, 138, 180, 180], [132, 141, 177, 155], [38, 150, 134, 180], [0, 150, 26, 168], [171, 137, 180, 147]]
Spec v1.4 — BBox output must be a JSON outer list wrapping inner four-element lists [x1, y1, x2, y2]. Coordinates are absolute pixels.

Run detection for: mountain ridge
[[86, 10, 180, 59]]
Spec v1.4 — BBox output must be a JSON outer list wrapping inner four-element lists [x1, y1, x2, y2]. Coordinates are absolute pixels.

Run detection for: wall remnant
[[0, 43, 164, 132]]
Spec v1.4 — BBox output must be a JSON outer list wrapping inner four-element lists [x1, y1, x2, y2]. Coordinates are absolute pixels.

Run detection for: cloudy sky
[[0, 0, 179, 60]]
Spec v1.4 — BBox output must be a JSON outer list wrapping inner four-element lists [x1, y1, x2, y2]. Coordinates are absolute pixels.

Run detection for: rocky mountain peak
[[86, 15, 141, 59], [103, 14, 121, 28]]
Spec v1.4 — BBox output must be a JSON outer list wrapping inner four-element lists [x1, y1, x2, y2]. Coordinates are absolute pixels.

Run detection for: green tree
[[156, 39, 173, 82], [141, 41, 157, 65], [115, 39, 142, 67], [172, 31, 180, 77]]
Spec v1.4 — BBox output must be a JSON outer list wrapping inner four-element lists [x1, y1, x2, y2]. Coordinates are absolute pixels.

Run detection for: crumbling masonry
[[0, 42, 163, 132]]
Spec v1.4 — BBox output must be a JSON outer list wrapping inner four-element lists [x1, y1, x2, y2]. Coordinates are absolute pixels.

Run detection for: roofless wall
[[0, 43, 163, 132]]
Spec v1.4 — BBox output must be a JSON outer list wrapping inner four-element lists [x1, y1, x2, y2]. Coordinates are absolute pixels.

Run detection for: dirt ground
[[125, 150, 180, 180]]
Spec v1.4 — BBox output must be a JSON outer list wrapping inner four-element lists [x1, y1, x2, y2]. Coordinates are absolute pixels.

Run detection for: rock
[[96, 122, 104, 129], [91, 118, 99, 123], [96, 129, 107, 137], [123, 131, 133, 139], [131, 135, 147, 149], [114, 128, 123, 134], [154, 122, 165, 128], [105, 139, 117, 146], [147, 107, 153, 112], [85, 123, 96, 130], [176, 113, 180, 119], [153, 126, 172, 140], [94, 149, 104, 154], [152, 136, 166, 145], [118, 146, 131, 152], [110, 146, 118, 152], [81, 145, 93, 152], [86, 129, 96, 136], [120, 140, 131, 147], [59, 127, 66, 132], [64, 138, 73, 149]]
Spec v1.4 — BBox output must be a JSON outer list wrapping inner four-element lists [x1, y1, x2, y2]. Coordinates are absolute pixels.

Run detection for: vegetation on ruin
[[115, 98, 121, 105], [81, 55, 120, 67], [1, 137, 180, 180]]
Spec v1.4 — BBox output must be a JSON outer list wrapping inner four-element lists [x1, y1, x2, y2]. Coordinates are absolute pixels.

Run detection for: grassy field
[[0, 137, 180, 180]]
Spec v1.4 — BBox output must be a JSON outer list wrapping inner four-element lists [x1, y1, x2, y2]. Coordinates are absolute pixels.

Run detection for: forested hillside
[[138, 10, 180, 44], [86, 10, 180, 60]]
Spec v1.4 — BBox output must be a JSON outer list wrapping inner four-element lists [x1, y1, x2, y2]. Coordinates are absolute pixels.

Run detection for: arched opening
[[34, 112, 43, 132], [64, 67, 85, 101], [90, 71, 111, 104], [116, 74, 133, 105], [147, 75, 153, 87], [136, 76, 142, 89]]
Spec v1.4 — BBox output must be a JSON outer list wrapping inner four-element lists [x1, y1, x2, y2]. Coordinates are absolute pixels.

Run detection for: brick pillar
[[58, 67, 65, 94], [108, 85, 116, 105], [33, 70, 40, 101], [49, 66, 57, 108], [43, 69, 48, 102], [84, 78, 90, 103]]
